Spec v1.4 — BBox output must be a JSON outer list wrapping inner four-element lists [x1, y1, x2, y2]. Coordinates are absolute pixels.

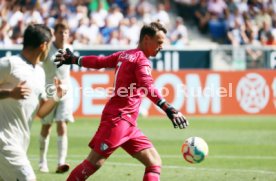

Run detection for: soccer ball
[[181, 137, 209, 164]]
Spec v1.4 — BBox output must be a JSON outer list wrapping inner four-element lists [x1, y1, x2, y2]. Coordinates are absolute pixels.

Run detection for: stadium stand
[[1, 0, 276, 47], [0, 0, 276, 69]]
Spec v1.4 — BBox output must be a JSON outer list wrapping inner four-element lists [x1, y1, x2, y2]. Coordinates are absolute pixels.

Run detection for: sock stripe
[[145, 171, 160, 175]]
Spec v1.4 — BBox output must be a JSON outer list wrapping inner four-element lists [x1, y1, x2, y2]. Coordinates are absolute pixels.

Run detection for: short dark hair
[[139, 22, 167, 43], [54, 22, 69, 32], [23, 24, 52, 48]]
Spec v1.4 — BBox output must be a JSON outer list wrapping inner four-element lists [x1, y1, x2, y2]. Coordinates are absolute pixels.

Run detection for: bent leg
[[66, 149, 106, 181], [132, 147, 162, 181]]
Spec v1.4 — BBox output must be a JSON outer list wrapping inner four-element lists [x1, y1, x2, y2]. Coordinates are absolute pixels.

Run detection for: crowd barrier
[[1, 45, 275, 70]]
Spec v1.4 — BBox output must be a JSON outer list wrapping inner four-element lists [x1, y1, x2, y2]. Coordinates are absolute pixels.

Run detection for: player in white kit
[[39, 22, 74, 174], [0, 24, 64, 181]]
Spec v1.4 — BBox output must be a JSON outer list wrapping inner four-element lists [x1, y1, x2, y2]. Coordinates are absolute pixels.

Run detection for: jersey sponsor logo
[[236, 73, 269, 113], [100, 142, 109, 151]]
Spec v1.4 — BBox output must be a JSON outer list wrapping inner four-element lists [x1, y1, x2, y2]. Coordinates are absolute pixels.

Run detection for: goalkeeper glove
[[157, 99, 189, 129], [54, 48, 80, 68]]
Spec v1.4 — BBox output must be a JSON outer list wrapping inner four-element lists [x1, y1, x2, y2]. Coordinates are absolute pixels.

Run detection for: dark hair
[[54, 22, 69, 32], [139, 22, 167, 43], [23, 24, 52, 48]]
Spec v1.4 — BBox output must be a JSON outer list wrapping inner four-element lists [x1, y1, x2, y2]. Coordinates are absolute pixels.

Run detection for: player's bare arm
[[37, 78, 66, 118], [0, 81, 31, 100]]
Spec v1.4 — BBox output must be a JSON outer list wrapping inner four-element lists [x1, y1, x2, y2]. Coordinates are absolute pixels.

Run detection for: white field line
[[30, 154, 276, 160], [29, 155, 276, 175]]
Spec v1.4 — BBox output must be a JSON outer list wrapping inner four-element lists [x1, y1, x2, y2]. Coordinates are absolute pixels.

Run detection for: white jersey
[[0, 55, 46, 153], [41, 43, 74, 123], [42, 43, 72, 87]]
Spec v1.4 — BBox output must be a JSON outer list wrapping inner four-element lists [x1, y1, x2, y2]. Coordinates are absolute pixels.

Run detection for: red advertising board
[[70, 70, 276, 116]]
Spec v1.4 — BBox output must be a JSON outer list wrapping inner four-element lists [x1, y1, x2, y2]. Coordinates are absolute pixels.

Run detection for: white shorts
[[42, 96, 74, 124], [0, 146, 36, 181]]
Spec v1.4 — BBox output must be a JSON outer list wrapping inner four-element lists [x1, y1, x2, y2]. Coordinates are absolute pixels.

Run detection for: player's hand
[[157, 99, 189, 129], [55, 78, 67, 98], [10, 81, 32, 99], [49, 77, 68, 102], [54, 48, 79, 68], [165, 106, 188, 129]]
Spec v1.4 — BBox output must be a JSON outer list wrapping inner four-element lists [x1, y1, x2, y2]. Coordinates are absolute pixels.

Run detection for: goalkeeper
[[55, 22, 189, 181]]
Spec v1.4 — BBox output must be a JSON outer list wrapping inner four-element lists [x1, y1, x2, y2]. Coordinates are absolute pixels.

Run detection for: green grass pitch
[[28, 116, 276, 181]]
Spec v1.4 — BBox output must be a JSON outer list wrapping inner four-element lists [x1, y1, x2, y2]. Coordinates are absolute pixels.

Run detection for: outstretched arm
[[135, 62, 188, 129], [54, 48, 119, 69]]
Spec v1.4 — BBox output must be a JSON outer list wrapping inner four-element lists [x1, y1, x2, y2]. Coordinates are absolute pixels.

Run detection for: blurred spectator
[[208, 0, 227, 42], [89, 0, 109, 13], [127, 16, 140, 45], [72, 33, 90, 47], [226, 0, 238, 14], [38, 0, 53, 17], [207, 0, 227, 19], [170, 17, 189, 46], [110, 0, 130, 15], [194, 0, 210, 34], [0, 20, 10, 36], [265, 31, 276, 45], [106, 4, 124, 28], [68, 5, 88, 32], [108, 29, 129, 45], [90, 1, 108, 28], [227, 19, 245, 46], [242, 18, 258, 42], [86, 17, 101, 44], [108, 30, 120, 45], [225, 7, 243, 30], [174, 0, 198, 24], [136, 0, 154, 18], [0, 32, 12, 46], [136, 0, 154, 24], [258, 21, 271, 45], [7, 4, 24, 28], [237, 0, 249, 14], [255, 5, 272, 28], [152, 3, 170, 27], [100, 18, 116, 44], [75, 17, 90, 41], [24, 5, 44, 25], [244, 30, 263, 68], [10, 20, 25, 44], [125, 5, 137, 19]]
